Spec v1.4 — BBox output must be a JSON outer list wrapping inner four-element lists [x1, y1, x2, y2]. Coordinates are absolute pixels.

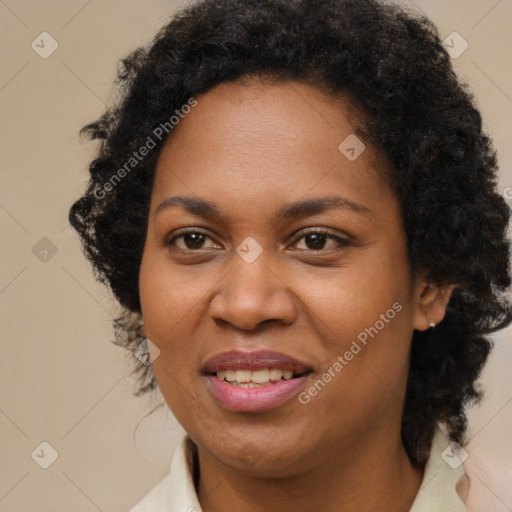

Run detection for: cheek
[[302, 247, 411, 343], [297, 283, 412, 440], [138, 252, 196, 368], [301, 247, 414, 403], [139, 249, 209, 340], [139, 253, 209, 424]]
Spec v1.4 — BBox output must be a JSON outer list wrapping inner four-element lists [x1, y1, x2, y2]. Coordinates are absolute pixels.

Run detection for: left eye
[[291, 231, 350, 251]]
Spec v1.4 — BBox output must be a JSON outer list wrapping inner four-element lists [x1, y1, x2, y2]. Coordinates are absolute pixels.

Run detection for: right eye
[[166, 230, 221, 251]]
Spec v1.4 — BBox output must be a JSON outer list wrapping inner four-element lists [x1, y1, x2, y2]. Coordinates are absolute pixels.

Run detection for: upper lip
[[203, 350, 312, 375]]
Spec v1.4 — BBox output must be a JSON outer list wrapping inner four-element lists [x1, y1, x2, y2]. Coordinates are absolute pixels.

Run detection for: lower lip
[[205, 374, 310, 412]]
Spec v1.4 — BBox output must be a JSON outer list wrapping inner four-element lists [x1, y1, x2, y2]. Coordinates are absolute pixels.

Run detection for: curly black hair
[[69, 0, 512, 467]]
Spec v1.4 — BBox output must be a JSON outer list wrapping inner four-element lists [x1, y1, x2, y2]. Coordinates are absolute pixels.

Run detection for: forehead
[[151, 79, 392, 218], [159, 78, 367, 160]]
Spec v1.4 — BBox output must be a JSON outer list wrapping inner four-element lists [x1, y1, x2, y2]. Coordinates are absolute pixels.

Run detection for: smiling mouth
[[208, 368, 312, 388]]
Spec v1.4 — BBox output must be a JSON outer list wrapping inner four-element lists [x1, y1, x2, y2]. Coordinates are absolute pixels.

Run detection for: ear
[[412, 277, 456, 331]]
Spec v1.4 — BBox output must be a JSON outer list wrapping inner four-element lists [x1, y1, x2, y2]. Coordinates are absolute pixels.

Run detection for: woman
[[69, 0, 511, 510]]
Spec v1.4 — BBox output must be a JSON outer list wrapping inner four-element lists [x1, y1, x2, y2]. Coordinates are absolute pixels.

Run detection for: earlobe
[[426, 315, 436, 329], [412, 280, 456, 331]]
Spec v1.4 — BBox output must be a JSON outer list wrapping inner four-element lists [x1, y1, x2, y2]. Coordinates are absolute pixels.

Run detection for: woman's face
[[139, 79, 431, 475]]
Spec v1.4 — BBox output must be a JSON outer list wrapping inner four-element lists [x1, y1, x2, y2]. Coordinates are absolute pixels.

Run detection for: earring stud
[[427, 316, 435, 328]]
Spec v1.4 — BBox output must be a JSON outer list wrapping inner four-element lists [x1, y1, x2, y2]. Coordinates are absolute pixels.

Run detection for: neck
[[196, 429, 424, 512]]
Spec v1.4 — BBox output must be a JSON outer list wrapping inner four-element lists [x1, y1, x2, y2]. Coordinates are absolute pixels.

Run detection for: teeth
[[225, 369, 236, 382], [233, 382, 266, 388], [251, 368, 270, 383], [235, 370, 252, 383], [216, 367, 299, 385], [269, 368, 283, 381], [283, 370, 293, 380]]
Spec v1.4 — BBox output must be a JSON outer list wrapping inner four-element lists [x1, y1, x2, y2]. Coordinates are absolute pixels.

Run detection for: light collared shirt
[[129, 428, 468, 511]]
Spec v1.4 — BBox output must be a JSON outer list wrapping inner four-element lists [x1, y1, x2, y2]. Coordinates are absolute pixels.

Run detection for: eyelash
[[166, 228, 351, 253]]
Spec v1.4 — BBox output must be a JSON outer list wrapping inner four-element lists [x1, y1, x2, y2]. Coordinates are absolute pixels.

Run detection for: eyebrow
[[154, 195, 373, 222]]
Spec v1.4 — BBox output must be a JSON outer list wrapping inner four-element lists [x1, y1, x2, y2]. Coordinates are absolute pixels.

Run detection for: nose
[[209, 252, 297, 331]]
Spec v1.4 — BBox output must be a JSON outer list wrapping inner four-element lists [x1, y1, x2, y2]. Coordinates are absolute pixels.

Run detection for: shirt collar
[[409, 428, 468, 511]]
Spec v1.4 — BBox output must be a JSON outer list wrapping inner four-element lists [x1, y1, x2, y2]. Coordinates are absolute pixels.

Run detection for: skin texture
[[138, 79, 452, 512]]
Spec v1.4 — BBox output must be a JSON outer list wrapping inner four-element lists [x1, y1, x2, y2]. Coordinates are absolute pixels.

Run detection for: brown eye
[[292, 230, 351, 252], [304, 233, 328, 250], [167, 231, 219, 250]]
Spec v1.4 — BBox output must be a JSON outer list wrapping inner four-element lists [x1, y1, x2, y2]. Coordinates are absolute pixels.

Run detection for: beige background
[[1, 0, 511, 510]]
